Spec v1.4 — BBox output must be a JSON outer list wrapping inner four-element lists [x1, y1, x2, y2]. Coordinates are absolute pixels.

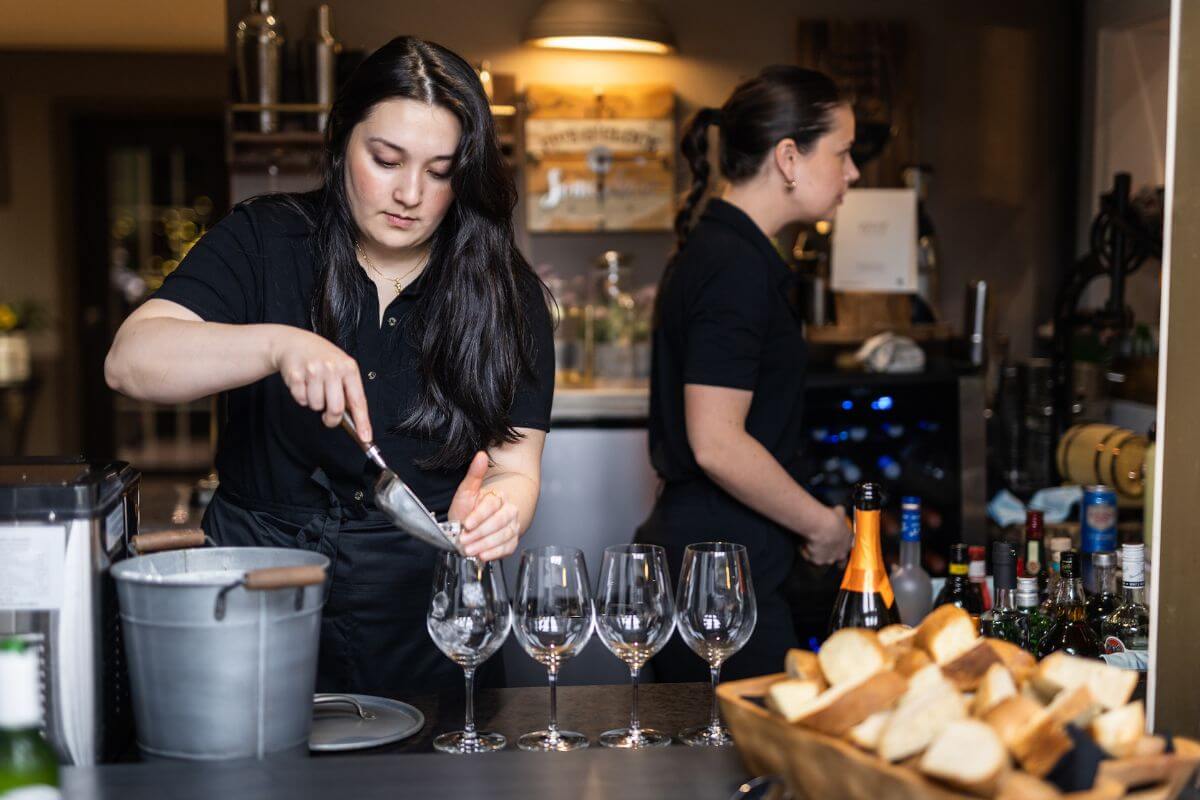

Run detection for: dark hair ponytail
[[674, 107, 723, 252], [672, 66, 843, 251], [656, 67, 842, 326]]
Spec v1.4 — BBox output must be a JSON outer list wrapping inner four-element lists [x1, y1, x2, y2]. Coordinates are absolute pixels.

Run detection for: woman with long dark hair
[[105, 36, 554, 695], [638, 66, 859, 687]]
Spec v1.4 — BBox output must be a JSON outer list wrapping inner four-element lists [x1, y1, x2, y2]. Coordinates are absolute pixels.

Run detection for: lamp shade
[[524, 0, 676, 54]]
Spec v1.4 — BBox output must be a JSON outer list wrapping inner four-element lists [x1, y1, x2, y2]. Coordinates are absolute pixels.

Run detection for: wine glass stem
[[707, 663, 723, 735], [463, 666, 477, 741], [547, 666, 560, 740], [629, 664, 642, 735]]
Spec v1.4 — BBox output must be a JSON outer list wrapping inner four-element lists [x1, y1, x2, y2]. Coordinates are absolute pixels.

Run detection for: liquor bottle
[[967, 545, 991, 612], [1101, 543, 1150, 654], [987, 542, 1029, 648], [934, 543, 983, 626], [1036, 551, 1102, 659], [1017, 576, 1051, 654], [0, 639, 59, 798], [829, 482, 901, 633], [1085, 551, 1120, 638], [1044, 535, 1072, 602], [890, 496, 933, 625], [1023, 510, 1049, 599]]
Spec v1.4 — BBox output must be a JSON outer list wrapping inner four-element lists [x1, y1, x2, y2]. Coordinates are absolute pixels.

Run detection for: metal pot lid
[[309, 694, 424, 752]]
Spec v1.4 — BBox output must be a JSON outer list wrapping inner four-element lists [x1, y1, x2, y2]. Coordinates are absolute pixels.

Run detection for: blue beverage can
[[901, 496, 921, 542], [1081, 485, 1118, 553]]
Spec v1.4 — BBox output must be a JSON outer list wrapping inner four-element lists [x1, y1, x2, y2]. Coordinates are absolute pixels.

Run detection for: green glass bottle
[[988, 542, 1029, 649], [1017, 576, 1052, 654], [0, 639, 59, 799]]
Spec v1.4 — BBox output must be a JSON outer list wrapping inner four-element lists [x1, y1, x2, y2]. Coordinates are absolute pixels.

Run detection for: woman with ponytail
[[105, 37, 554, 695], [639, 66, 859, 690]]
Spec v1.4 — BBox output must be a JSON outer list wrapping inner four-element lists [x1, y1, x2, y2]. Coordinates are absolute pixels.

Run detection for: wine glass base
[[517, 730, 589, 752], [433, 730, 506, 754], [679, 723, 734, 747], [598, 727, 672, 749]]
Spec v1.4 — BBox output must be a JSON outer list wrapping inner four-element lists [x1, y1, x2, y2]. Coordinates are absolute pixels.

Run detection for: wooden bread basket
[[717, 673, 1200, 800]]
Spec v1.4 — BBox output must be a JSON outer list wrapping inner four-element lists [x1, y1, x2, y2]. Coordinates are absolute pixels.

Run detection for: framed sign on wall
[[524, 85, 675, 232]]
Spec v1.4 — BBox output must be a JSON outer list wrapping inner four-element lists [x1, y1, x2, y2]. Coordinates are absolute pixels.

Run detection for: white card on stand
[[831, 188, 918, 293]]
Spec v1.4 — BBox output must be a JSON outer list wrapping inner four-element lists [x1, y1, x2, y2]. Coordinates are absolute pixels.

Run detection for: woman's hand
[[269, 327, 372, 439], [448, 451, 521, 562], [801, 504, 853, 566]]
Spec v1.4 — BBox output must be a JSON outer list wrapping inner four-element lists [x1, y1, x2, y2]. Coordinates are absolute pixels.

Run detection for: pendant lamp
[[524, 0, 676, 54]]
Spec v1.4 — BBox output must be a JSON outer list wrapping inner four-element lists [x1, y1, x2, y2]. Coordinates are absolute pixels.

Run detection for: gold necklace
[[357, 245, 422, 295]]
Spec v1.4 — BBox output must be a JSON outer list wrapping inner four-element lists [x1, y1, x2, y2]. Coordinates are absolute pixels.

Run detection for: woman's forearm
[[695, 430, 829, 538], [105, 316, 289, 403]]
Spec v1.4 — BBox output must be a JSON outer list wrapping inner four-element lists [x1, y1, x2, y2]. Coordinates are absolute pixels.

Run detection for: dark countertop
[[63, 683, 753, 800]]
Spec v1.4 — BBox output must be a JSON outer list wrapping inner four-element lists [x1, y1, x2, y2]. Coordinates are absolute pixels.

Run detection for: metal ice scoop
[[340, 415, 461, 553]]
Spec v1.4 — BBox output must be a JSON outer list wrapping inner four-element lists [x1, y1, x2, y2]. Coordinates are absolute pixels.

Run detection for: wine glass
[[595, 543, 676, 748], [427, 551, 512, 754], [512, 545, 595, 752], [675, 541, 756, 747]]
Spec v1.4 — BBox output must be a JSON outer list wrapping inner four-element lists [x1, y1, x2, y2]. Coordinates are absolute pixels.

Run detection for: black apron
[[201, 469, 503, 696], [635, 479, 798, 683]]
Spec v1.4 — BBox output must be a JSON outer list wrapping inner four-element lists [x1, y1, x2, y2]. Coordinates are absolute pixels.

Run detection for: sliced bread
[[942, 638, 1004, 691], [818, 628, 887, 687], [972, 662, 1018, 717], [1030, 652, 1138, 709], [848, 709, 892, 752], [1089, 701, 1145, 758], [919, 719, 1009, 797], [916, 604, 979, 664], [792, 669, 907, 737], [765, 678, 823, 724], [784, 648, 828, 690], [877, 674, 968, 762]]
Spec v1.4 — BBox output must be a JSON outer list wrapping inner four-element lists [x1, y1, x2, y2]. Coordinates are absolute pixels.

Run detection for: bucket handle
[[129, 529, 210, 555], [214, 565, 328, 621]]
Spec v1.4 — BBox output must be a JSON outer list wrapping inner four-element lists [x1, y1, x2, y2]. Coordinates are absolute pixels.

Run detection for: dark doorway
[[72, 114, 227, 468]]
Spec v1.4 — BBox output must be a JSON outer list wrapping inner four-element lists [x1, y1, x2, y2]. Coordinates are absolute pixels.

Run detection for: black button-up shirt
[[154, 195, 555, 514], [649, 198, 807, 483]]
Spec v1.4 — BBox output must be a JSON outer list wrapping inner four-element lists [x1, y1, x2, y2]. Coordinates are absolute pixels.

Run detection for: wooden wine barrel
[[1056, 423, 1148, 500]]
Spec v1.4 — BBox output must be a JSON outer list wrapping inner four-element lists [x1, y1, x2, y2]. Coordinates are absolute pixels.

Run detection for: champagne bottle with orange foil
[[828, 482, 900, 633]]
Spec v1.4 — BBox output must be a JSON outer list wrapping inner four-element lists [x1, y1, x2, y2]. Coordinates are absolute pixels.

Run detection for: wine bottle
[[828, 482, 900, 633], [0, 639, 59, 798], [934, 543, 983, 627], [967, 545, 991, 612], [1023, 509, 1049, 599], [1036, 551, 1102, 659], [1017, 576, 1052, 654], [987, 542, 1029, 648], [890, 496, 933, 625]]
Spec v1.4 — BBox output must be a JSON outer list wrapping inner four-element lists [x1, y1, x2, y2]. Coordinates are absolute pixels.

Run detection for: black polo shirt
[[648, 198, 807, 484], [152, 194, 555, 515]]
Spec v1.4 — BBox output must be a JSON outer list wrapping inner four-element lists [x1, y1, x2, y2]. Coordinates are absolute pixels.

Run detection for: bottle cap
[[949, 542, 968, 563], [853, 482, 883, 511], [1026, 509, 1044, 535], [1092, 551, 1116, 567], [992, 541, 1017, 590], [1059, 550, 1078, 578], [901, 496, 920, 508], [0, 639, 42, 730]]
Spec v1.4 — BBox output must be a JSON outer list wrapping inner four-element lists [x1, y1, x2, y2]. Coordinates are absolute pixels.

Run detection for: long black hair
[[309, 36, 543, 470], [673, 66, 843, 252]]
